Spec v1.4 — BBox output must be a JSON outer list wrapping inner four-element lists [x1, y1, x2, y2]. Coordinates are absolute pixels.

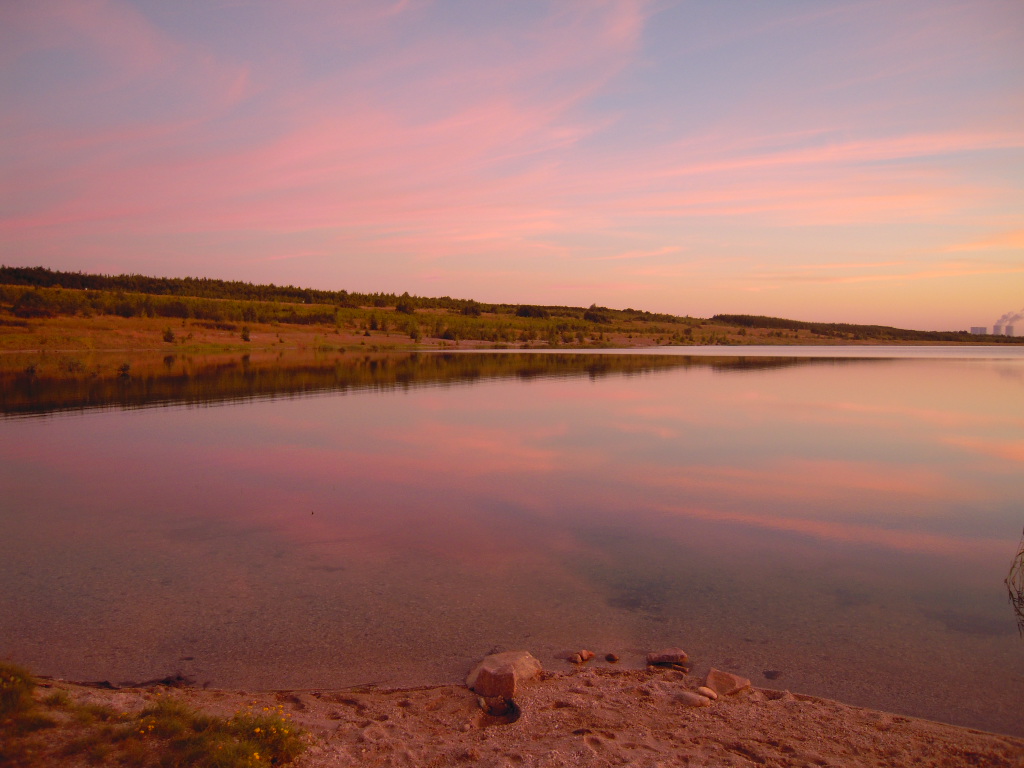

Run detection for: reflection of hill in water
[[1, 351, 861, 417]]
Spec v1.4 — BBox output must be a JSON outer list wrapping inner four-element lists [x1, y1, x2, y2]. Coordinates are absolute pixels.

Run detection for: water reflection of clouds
[[828, 401, 1024, 430], [379, 420, 568, 475], [641, 459, 972, 506], [941, 437, 1024, 466], [648, 501, 1004, 559]]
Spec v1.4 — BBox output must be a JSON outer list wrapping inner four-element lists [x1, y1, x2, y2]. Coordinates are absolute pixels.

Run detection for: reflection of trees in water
[[706, 357, 882, 373], [1009, 527, 1024, 638], [0, 351, 870, 418]]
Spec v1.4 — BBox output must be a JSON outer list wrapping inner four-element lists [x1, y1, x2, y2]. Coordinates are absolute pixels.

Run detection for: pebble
[[675, 691, 711, 708], [605, 653, 619, 663], [569, 653, 583, 664], [646, 647, 689, 665], [579, 649, 595, 662], [697, 686, 718, 700], [480, 696, 513, 716], [705, 668, 751, 696]]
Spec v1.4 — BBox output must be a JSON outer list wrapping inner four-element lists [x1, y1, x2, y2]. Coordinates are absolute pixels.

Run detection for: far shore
[[3, 303, 1021, 360]]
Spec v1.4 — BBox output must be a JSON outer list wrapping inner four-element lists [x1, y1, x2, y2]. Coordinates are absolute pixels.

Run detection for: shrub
[[516, 305, 549, 318], [12, 290, 54, 318], [0, 663, 34, 717], [583, 305, 611, 324]]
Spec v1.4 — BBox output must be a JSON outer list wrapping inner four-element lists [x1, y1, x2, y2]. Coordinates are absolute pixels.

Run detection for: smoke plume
[[994, 307, 1024, 325]]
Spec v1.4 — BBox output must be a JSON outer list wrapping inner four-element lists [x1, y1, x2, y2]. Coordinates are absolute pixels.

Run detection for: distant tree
[[516, 305, 549, 318], [583, 304, 611, 324], [395, 292, 416, 314]]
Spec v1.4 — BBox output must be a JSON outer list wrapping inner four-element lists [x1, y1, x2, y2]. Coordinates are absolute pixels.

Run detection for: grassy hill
[[1, 265, 1018, 354]]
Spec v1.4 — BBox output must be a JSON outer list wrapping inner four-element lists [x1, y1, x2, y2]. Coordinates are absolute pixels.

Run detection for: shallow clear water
[[2, 347, 1023, 735]]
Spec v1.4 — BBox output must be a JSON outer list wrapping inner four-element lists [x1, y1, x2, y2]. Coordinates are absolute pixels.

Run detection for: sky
[[1, 0, 1022, 331]]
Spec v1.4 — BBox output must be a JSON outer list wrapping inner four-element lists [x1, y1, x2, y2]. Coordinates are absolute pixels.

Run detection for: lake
[[1, 346, 1022, 736]]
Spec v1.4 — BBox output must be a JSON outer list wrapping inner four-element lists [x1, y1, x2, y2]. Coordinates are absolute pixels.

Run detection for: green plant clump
[[1, 662, 306, 768], [1, 662, 36, 718], [123, 697, 305, 767]]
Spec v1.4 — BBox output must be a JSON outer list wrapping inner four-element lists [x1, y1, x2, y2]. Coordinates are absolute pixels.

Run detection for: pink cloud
[[0, 0, 175, 72], [589, 246, 685, 262], [945, 229, 1024, 253], [748, 258, 1024, 286], [2, 1, 653, 250], [653, 130, 1024, 181]]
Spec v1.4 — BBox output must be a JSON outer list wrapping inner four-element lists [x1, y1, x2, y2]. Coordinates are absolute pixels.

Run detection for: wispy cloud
[[749, 258, 1024, 286], [588, 246, 685, 262], [945, 229, 1024, 253]]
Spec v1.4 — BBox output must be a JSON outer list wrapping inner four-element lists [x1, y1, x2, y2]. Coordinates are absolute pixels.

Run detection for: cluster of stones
[[466, 647, 752, 716], [644, 647, 751, 706]]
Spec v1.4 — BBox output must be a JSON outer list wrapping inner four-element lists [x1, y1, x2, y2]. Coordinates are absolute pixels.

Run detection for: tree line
[[710, 314, 1014, 343]]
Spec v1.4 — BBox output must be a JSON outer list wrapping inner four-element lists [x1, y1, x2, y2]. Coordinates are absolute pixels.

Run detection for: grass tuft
[[0, 662, 35, 717], [1, 663, 307, 767]]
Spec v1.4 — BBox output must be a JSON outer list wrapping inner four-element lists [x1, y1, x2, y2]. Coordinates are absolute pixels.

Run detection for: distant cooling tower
[[994, 324, 1004, 335], [1006, 326, 1016, 337]]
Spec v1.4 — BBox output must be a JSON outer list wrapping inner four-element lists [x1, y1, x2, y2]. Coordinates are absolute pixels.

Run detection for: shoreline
[[17, 665, 1024, 767]]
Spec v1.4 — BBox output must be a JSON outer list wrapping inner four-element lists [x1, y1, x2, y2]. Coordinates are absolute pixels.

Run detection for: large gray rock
[[466, 651, 543, 698], [705, 668, 751, 696]]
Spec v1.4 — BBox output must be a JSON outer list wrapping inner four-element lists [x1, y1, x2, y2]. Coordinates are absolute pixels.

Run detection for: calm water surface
[[1, 347, 1022, 735]]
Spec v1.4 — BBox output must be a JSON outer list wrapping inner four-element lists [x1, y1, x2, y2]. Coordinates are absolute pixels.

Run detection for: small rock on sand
[[579, 650, 595, 662], [479, 696, 513, 715], [697, 686, 718, 700], [705, 668, 751, 696], [605, 653, 619, 663], [675, 691, 711, 707], [646, 648, 689, 665]]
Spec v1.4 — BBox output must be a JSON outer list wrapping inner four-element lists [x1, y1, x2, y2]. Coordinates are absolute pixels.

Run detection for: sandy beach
[[12, 660, 1022, 768]]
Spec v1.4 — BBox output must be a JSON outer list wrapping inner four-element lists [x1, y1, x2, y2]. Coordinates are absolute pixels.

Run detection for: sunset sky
[[2, 1, 1022, 330]]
